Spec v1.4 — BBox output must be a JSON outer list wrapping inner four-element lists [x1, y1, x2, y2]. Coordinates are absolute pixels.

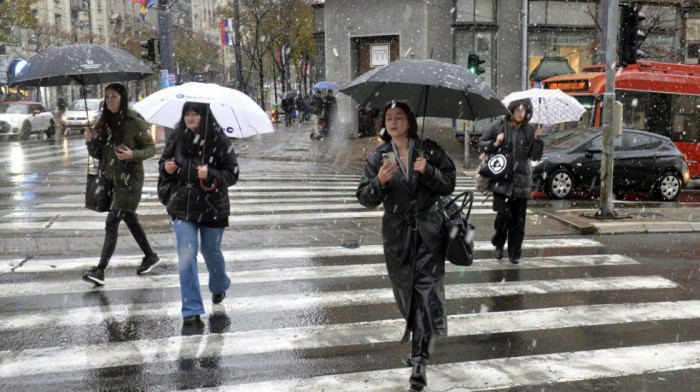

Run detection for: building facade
[[314, 0, 699, 138]]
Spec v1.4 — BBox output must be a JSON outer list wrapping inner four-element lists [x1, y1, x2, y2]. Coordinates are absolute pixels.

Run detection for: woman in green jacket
[[82, 83, 159, 285]]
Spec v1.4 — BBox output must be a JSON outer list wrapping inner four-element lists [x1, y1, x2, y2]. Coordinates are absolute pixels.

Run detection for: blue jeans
[[173, 220, 230, 317]]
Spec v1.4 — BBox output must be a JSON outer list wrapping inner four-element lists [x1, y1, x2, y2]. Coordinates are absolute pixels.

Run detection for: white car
[[0, 101, 57, 140], [61, 98, 103, 134]]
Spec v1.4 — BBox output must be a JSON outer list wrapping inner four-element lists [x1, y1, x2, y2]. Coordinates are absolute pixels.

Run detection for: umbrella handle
[[199, 108, 216, 192], [200, 178, 217, 192]]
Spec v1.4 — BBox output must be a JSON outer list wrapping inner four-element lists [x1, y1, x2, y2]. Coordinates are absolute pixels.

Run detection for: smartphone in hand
[[114, 144, 127, 152], [382, 152, 397, 165]]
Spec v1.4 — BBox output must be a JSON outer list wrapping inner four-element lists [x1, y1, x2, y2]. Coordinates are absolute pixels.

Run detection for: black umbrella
[[10, 44, 153, 87], [10, 44, 153, 131], [340, 59, 509, 125]]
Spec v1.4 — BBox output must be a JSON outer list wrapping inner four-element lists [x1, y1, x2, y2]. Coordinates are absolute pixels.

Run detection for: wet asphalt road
[[0, 123, 698, 391]]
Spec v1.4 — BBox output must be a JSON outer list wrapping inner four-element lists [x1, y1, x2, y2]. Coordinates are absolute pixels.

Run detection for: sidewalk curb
[[530, 208, 596, 235]]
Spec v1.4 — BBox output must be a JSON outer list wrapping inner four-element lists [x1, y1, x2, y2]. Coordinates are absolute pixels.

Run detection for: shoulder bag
[[439, 191, 475, 266], [85, 155, 113, 212]]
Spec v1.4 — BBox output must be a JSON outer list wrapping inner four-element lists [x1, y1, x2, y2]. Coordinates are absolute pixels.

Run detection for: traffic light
[[467, 53, 485, 75], [619, 3, 646, 67], [140, 38, 156, 63]]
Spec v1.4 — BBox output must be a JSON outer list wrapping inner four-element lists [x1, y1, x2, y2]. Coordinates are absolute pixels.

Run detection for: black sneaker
[[212, 292, 226, 304], [137, 254, 160, 275], [83, 267, 105, 285]]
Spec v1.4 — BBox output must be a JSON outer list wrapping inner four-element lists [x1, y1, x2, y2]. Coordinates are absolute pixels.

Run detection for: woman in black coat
[[158, 102, 239, 326], [356, 102, 456, 391], [477, 98, 544, 264]]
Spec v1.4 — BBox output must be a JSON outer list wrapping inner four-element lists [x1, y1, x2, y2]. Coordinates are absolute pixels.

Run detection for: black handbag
[[157, 173, 175, 206], [478, 143, 513, 181], [85, 157, 113, 212], [439, 191, 475, 266]]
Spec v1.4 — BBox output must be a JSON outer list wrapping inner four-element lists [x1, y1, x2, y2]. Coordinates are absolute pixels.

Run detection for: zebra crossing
[[0, 139, 699, 390]]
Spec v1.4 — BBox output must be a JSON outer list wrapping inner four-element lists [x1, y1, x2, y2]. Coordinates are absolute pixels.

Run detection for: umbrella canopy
[[10, 44, 153, 87], [502, 88, 586, 124], [311, 81, 339, 90], [282, 91, 297, 100], [132, 82, 274, 139], [340, 59, 509, 121]]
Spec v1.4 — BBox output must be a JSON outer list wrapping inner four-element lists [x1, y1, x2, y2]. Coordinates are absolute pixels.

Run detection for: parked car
[[0, 101, 57, 140], [531, 128, 690, 201], [60, 98, 103, 134]]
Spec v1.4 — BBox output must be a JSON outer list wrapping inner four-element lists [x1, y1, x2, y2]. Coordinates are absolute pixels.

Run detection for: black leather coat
[[357, 138, 456, 342], [158, 127, 239, 226]]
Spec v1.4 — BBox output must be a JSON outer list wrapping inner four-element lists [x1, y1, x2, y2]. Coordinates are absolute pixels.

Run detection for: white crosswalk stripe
[[0, 141, 698, 390]]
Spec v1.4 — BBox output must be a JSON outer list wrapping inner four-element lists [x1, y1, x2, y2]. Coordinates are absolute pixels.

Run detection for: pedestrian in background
[[282, 96, 293, 127], [477, 98, 543, 264], [158, 102, 239, 326], [295, 94, 307, 123], [356, 101, 456, 391], [322, 90, 337, 136], [82, 83, 159, 285], [309, 90, 324, 140]]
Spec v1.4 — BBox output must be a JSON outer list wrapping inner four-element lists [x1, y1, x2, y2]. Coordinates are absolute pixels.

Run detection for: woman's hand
[[377, 159, 398, 186], [164, 157, 178, 175], [414, 153, 427, 174], [535, 124, 543, 139], [494, 132, 505, 147], [84, 128, 94, 141], [115, 145, 134, 160], [196, 164, 208, 180]]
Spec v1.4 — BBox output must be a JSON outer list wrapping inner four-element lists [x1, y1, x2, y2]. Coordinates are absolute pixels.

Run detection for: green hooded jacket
[[86, 108, 156, 213]]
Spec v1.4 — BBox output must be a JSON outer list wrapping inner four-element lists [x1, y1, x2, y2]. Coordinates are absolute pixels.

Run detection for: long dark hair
[[94, 83, 129, 143], [176, 102, 222, 160], [379, 101, 419, 142]]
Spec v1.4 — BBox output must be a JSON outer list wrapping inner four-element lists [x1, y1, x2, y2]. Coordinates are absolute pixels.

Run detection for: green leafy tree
[[0, 0, 40, 44], [173, 30, 221, 82]]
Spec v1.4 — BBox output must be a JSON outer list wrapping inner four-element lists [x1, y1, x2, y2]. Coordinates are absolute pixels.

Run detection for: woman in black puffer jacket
[[478, 98, 543, 264], [158, 102, 239, 326]]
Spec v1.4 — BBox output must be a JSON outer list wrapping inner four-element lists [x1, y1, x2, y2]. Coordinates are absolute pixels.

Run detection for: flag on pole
[[134, 0, 157, 21], [220, 18, 234, 46]]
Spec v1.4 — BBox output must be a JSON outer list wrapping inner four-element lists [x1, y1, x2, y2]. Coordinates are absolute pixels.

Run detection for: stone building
[[313, 0, 700, 139]]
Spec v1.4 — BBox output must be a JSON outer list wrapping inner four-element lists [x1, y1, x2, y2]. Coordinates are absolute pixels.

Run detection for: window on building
[[528, 1, 597, 74], [55, 14, 62, 26], [529, 1, 595, 26], [455, 0, 494, 23]]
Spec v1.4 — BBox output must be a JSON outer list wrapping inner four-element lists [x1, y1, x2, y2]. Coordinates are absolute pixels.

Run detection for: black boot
[[409, 357, 427, 390]]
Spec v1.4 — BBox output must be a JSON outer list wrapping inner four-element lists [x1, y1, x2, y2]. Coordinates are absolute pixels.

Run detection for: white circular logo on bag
[[487, 154, 507, 174]]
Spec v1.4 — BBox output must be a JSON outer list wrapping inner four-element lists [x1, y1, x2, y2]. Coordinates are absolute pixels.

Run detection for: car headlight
[[530, 156, 548, 168]]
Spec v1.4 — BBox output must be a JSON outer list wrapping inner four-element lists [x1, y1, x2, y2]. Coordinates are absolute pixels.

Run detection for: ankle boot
[[409, 357, 427, 389]]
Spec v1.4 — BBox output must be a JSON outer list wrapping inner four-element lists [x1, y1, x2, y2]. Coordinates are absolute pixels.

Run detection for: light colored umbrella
[[132, 82, 273, 138], [311, 81, 339, 90], [502, 88, 586, 125]]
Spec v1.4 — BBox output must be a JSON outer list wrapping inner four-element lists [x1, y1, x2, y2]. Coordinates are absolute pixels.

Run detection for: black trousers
[[97, 209, 154, 270], [491, 193, 528, 260]]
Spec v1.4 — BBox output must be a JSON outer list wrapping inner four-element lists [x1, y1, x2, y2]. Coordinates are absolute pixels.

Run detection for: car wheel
[[46, 121, 56, 138], [19, 121, 31, 141], [546, 168, 574, 199], [653, 172, 680, 201]]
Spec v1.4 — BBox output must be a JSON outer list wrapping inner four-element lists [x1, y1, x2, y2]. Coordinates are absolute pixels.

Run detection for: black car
[[532, 128, 690, 201]]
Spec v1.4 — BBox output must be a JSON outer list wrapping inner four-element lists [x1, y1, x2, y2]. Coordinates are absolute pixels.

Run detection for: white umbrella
[[502, 88, 586, 125], [132, 82, 274, 138]]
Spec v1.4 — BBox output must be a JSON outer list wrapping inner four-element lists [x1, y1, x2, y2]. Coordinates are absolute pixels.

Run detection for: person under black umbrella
[[82, 83, 159, 285], [356, 101, 456, 391]]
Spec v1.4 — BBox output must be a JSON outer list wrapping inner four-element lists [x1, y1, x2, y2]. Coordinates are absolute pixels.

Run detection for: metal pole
[[158, 0, 174, 74], [598, 0, 619, 217], [463, 120, 471, 169], [521, 0, 528, 90], [233, 0, 243, 91]]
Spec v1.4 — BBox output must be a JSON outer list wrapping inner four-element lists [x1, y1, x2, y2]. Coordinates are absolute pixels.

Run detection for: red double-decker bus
[[543, 61, 700, 179]]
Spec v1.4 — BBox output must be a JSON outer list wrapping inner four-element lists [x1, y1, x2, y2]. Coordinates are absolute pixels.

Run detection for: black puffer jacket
[[158, 127, 239, 226], [477, 98, 544, 198]]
